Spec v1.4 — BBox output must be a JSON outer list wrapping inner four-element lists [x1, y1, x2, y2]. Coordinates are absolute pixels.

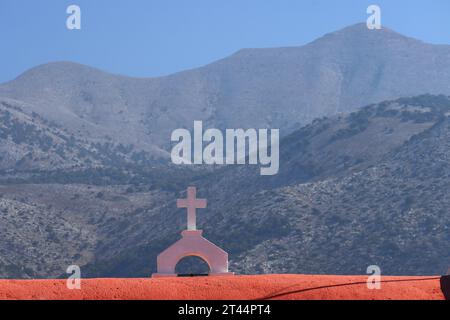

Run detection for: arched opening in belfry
[[175, 255, 210, 276]]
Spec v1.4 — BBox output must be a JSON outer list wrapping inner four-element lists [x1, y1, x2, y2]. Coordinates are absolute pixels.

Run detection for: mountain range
[[0, 23, 450, 278], [2, 23, 450, 161]]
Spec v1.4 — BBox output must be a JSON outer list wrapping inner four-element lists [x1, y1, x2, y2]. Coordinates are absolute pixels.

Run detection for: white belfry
[[177, 186, 207, 231], [153, 186, 233, 277]]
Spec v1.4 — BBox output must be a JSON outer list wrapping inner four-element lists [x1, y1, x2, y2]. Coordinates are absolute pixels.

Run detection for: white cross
[[177, 186, 207, 231]]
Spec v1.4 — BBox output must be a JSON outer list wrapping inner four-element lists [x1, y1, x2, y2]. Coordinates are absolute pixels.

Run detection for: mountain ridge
[[1, 22, 450, 278], [1, 22, 436, 85], [2, 23, 450, 168], [1, 95, 450, 278]]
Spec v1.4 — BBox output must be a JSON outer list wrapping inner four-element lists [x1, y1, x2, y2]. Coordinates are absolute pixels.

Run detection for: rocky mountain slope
[[1, 95, 449, 278], [80, 95, 450, 277], [0, 98, 161, 172], [206, 95, 450, 276], [1, 23, 450, 278]]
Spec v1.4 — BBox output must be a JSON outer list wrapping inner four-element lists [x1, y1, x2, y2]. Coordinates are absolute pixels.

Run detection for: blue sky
[[1, 0, 449, 83]]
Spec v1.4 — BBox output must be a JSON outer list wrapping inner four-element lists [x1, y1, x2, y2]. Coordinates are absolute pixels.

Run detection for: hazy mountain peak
[[9, 61, 117, 86], [1, 23, 450, 164], [310, 22, 425, 48]]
